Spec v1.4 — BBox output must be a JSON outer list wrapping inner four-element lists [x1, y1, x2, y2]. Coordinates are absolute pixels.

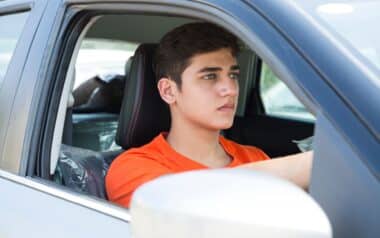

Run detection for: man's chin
[[220, 123, 234, 130], [212, 120, 234, 130], [197, 117, 234, 131]]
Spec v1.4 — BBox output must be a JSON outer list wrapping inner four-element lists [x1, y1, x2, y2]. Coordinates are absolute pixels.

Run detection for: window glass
[[75, 38, 137, 89], [260, 62, 315, 121], [0, 11, 29, 86], [71, 38, 138, 152]]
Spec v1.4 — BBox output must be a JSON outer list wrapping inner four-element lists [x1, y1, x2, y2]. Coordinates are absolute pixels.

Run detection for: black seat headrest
[[116, 44, 170, 149]]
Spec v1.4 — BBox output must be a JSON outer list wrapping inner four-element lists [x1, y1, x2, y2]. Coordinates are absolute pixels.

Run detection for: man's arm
[[236, 151, 313, 190]]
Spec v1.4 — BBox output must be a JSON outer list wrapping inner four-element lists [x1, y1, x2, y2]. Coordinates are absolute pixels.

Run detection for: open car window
[[49, 13, 315, 203], [260, 62, 315, 122]]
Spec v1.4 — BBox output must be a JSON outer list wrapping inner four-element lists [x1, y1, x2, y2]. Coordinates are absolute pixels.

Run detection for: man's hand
[[236, 151, 313, 190]]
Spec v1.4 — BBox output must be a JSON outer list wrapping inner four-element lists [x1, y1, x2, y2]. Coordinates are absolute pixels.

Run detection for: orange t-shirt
[[105, 133, 270, 207]]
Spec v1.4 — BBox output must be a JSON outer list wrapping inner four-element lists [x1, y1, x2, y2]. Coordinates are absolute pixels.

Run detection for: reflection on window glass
[[260, 63, 315, 121], [74, 38, 138, 89], [0, 11, 29, 86]]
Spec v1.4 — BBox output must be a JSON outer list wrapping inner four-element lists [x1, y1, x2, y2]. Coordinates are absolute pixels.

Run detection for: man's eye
[[202, 74, 217, 80], [229, 72, 240, 80]]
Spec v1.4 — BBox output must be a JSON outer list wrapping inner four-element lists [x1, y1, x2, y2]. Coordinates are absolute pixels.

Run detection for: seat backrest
[[116, 44, 170, 149]]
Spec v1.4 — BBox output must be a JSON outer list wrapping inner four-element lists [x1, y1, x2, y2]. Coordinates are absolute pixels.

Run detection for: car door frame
[[239, 1, 380, 236], [2, 0, 379, 236], [0, 0, 48, 172], [0, 1, 133, 236], [3, 0, 321, 218]]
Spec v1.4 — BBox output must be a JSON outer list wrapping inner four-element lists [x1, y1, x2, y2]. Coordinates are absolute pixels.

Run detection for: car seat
[[116, 43, 170, 149], [71, 58, 132, 151], [55, 44, 170, 199], [54, 57, 134, 199]]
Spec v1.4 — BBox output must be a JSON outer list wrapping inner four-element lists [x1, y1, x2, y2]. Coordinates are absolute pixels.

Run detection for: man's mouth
[[217, 103, 235, 112]]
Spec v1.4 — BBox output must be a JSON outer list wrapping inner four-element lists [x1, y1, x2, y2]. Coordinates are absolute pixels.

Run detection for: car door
[[0, 1, 132, 237], [233, 1, 380, 237], [0, 170, 131, 237], [1, 0, 378, 237]]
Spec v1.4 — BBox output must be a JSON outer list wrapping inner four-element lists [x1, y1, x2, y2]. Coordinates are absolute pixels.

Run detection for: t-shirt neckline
[[156, 132, 239, 169]]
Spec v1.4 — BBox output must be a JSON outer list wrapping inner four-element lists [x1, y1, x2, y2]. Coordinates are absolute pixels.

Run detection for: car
[[0, 0, 379, 237]]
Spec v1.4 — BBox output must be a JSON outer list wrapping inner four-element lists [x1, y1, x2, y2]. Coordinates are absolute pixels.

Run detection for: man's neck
[[166, 120, 231, 168]]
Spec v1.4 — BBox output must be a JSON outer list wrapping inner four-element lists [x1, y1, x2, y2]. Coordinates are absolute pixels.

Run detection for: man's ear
[[157, 77, 177, 104]]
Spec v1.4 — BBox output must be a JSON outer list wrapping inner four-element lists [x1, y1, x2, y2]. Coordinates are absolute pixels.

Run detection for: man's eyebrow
[[197, 67, 222, 73], [230, 65, 240, 71], [197, 65, 240, 73]]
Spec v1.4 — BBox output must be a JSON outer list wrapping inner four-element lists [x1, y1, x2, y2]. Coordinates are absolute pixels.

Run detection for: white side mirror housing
[[130, 169, 331, 238]]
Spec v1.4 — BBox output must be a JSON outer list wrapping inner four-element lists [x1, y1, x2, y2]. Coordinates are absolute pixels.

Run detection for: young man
[[106, 22, 312, 208]]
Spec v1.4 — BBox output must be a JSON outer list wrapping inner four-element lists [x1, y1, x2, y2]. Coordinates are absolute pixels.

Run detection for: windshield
[[299, 1, 380, 72]]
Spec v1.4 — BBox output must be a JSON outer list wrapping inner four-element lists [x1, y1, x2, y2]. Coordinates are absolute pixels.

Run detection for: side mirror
[[130, 169, 331, 238]]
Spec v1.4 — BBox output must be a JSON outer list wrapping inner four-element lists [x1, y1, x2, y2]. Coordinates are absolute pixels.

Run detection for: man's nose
[[219, 77, 238, 96]]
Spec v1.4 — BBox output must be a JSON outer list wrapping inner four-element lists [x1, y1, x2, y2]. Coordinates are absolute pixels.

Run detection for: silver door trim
[[0, 169, 131, 222]]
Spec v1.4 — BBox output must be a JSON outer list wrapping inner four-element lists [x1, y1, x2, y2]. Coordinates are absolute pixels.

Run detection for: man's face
[[172, 48, 239, 131]]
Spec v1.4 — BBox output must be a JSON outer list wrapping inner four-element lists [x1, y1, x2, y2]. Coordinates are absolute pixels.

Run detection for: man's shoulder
[[105, 134, 172, 207], [113, 134, 165, 164]]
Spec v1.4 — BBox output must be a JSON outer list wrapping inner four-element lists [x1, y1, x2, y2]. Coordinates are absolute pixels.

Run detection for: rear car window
[[0, 11, 29, 87], [74, 38, 137, 89]]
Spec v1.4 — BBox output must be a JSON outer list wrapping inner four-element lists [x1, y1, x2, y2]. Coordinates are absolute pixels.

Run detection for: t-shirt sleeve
[[249, 147, 271, 161], [105, 155, 171, 208]]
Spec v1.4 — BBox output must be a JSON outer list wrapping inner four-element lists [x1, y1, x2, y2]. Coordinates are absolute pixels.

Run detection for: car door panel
[[311, 113, 380, 238], [0, 170, 131, 238], [0, 0, 378, 236]]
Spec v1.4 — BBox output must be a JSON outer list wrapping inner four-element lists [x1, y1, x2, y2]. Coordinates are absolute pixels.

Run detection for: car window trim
[[0, 1, 32, 15], [49, 16, 99, 175]]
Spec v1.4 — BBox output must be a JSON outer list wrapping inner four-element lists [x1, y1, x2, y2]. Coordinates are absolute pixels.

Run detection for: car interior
[[52, 14, 315, 200]]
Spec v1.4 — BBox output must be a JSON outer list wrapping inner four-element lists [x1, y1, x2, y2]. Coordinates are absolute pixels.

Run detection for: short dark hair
[[154, 22, 240, 88]]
